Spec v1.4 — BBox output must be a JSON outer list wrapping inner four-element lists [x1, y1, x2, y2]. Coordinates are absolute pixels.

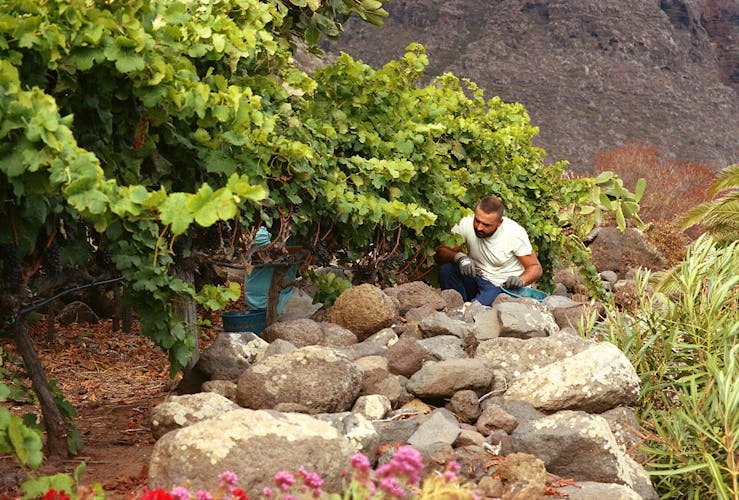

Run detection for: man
[[436, 196, 543, 306]]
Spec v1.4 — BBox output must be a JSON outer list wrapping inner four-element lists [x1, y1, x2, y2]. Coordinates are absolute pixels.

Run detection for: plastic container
[[500, 286, 548, 301], [221, 310, 267, 334]]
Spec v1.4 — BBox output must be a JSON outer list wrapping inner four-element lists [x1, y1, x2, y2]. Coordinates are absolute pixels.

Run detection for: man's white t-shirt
[[451, 215, 533, 286]]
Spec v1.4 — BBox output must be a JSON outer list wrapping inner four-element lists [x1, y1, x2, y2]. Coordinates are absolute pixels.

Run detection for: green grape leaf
[[160, 193, 193, 235]]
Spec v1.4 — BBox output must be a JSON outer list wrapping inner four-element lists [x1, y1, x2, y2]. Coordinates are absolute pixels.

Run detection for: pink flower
[[195, 491, 214, 500], [262, 486, 273, 497], [298, 466, 324, 490], [444, 460, 461, 482], [170, 486, 191, 500], [218, 471, 239, 489], [375, 446, 424, 485], [274, 470, 296, 492], [379, 477, 405, 498], [350, 453, 371, 472]]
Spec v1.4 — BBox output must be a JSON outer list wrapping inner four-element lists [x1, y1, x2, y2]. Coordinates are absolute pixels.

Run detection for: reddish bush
[[593, 141, 716, 224]]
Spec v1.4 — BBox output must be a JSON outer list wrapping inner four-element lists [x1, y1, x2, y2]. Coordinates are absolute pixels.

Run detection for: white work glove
[[504, 275, 525, 289], [454, 252, 476, 278]]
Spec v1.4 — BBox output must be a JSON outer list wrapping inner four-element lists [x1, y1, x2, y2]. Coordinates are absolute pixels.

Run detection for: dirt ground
[[1, 314, 218, 499]]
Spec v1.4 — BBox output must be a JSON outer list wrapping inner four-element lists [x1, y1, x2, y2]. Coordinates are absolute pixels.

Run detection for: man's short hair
[[477, 196, 504, 218]]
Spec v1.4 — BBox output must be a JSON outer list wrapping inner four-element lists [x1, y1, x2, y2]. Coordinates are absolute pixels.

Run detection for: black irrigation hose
[[15, 276, 124, 319]]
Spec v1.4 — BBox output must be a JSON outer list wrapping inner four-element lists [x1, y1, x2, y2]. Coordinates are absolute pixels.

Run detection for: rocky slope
[[326, 0, 738, 173]]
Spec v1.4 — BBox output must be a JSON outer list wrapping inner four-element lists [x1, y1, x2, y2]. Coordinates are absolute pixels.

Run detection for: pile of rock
[[147, 278, 657, 499]]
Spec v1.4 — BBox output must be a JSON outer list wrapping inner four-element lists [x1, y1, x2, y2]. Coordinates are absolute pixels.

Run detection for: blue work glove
[[504, 276, 525, 289], [454, 252, 476, 278]]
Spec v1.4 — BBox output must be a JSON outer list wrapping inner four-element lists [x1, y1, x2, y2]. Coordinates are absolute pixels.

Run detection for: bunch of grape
[[311, 240, 333, 266], [45, 243, 63, 275]]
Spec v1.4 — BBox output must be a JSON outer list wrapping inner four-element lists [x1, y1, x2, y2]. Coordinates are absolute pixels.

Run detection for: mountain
[[325, 0, 738, 173]]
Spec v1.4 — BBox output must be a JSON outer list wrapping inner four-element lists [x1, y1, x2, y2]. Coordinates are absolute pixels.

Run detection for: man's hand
[[504, 276, 524, 289], [454, 253, 476, 278]]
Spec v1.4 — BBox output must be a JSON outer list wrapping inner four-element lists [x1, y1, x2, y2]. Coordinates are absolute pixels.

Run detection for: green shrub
[[592, 236, 738, 499]]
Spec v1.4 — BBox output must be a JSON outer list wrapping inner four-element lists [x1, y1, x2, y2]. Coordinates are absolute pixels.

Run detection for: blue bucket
[[221, 310, 267, 334], [500, 286, 548, 301]]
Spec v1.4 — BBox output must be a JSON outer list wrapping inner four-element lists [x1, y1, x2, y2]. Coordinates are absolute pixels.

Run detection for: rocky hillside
[[326, 0, 738, 173]]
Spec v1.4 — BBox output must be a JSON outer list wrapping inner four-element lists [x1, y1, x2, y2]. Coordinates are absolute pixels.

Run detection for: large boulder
[[510, 410, 657, 499], [149, 393, 240, 439], [261, 318, 357, 348], [148, 409, 355, 494], [504, 342, 640, 413], [327, 284, 398, 340], [236, 346, 362, 414], [406, 359, 494, 399], [475, 330, 594, 381], [198, 332, 267, 381], [383, 281, 447, 314]]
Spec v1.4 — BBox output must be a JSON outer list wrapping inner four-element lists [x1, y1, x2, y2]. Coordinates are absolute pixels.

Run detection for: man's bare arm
[[435, 244, 464, 264], [517, 253, 543, 285]]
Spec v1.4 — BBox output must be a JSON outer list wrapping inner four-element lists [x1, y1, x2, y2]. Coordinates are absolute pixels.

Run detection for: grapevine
[[0, 1, 642, 464]]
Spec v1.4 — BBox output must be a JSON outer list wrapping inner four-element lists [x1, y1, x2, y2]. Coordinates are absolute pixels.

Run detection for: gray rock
[[475, 330, 594, 380], [440, 288, 464, 311], [372, 418, 420, 451], [504, 342, 640, 413], [149, 393, 240, 439], [418, 335, 466, 360], [404, 304, 441, 323], [236, 346, 362, 414], [352, 394, 392, 420], [201, 380, 237, 401], [476, 405, 518, 435], [262, 338, 297, 358], [471, 307, 501, 341], [385, 336, 431, 377], [510, 410, 656, 498], [445, 390, 481, 424], [261, 318, 357, 347], [314, 411, 380, 457], [148, 409, 355, 493], [198, 332, 268, 381], [363, 328, 399, 347], [600, 406, 648, 462], [384, 281, 447, 314], [555, 481, 641, 500], [407, 358, 493, 399], [408, 408, 460, 453], [454, 428, 486, 447], [419, 311, 472, 339], [497, 301, 558, 338]]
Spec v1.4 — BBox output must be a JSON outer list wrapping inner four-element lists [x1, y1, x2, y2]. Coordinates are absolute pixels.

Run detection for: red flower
[[232, 488, 249, 500], [139, 488, 173, 500], [42, 490, 71, 500]]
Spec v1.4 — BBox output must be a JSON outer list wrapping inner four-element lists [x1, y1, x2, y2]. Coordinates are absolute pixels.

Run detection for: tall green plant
[[593, 236, 738, 498], [681, 163, 739, 245]]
